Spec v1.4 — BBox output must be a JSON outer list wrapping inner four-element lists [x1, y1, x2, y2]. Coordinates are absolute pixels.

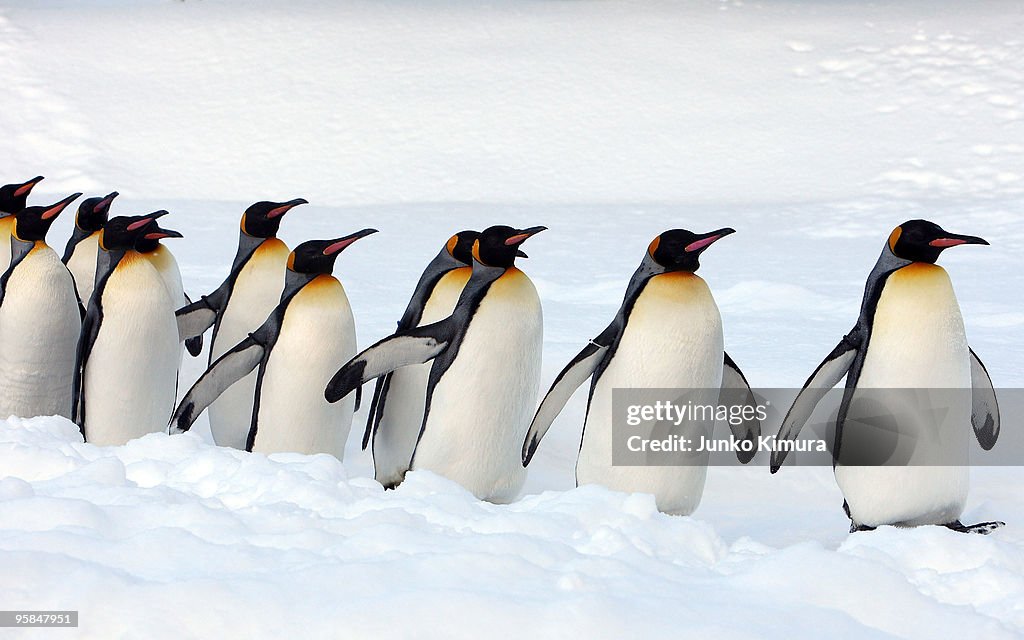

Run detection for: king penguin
[[363, 230, 478, 488], [171, 230, 377, 458], [176, 198, 307, 448], [0, 193, 83, 419], [0, 176, 45, 271], [522, 228, 759, 516], [326, 225, 546, 503], [771, 220, 1002, 534], [74, 213, 184, 445], [62, 191, 118, 306]]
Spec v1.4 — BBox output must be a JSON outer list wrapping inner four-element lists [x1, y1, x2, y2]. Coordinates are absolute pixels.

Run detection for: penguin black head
[[75, 192, 119, 234], [887, 220, 989, 264], [101, 211, 177, 252], [13, 193, 82, 243], [0, 176, 45, 215], [445, 230, 481, 265], [240, 198, 308, 238], [287, 229, 378, 275], [473, 225, 547, 268], [647, 227, 735, 273]]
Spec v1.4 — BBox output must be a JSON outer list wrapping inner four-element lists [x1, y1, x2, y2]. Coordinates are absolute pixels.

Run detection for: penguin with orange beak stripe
[[0, 176, 45, 271], [171, 230, 376, 458], [522, 227, 758, 516], [62, 191, 119, 305], [772, 219, 1002, 534], [0, 193, 83, 420], [74, 213, 184, 444], [176, 198, 307, 449], [326, 225, 546, 503], [364, 230, 479, 489]]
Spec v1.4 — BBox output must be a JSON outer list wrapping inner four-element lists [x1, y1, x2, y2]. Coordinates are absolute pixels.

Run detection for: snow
[[0, 0, 1022, 638], [3, 420, 1022, 638]]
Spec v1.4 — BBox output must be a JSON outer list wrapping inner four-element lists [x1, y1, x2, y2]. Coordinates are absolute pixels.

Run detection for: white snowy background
[[1, 0, 1022, 637]]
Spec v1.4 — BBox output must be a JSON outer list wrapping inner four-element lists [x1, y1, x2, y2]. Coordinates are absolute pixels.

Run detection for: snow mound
[[1, 418, 1022, 638]]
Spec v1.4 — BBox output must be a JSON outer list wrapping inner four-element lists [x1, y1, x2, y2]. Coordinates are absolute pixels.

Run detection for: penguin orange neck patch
[[648, 236, 661, 256], [887, 227, 902, 252]]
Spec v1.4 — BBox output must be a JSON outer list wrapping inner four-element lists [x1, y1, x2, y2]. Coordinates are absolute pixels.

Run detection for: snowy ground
[[0, 1, 1022, 638]]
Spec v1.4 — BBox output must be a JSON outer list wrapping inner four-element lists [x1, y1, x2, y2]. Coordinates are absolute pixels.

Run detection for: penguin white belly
[[252, 276, 356, 458], [145, 245, 188, 366], [0, 217, 13, 272], [411, 269, 542, 503], [577, 273, 724, 516], [0, 245, 81, 419], [84, 253, 180, 445], [208, 239, 289, 449], [837, 263, 971, 527], [373, 267, 471, 487], [66, 233, 100, 305]]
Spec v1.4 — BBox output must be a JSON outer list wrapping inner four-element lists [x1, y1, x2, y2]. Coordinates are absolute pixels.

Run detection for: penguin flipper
[[522, 325, 615, 467], [181, 293, 205, 356], [771, 334, 860, 472], [325, 327, 450, 404], [720, 352, 760, 464], [362, 375, 390, 450], [176, 285, 229, 342], [73, 302, 104, 433], [968, 348, 999, 450], [170, 334, 267, 434]]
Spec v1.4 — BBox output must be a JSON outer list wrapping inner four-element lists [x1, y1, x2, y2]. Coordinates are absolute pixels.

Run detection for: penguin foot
[[849, 522, 876, 533], [943, 520, 1005, 535]]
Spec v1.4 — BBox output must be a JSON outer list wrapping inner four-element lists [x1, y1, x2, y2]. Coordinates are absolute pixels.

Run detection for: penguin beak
[[144, 227, 183, 241], [126, 211, 168, 232], [505, 226, 547, 258], [929, 232, 989, 248], [94, 191, 119, 214], [41, 193, 83, 220], [267, 198, 309, 219], [685, 227, 735, 253], [14, 176, 44, 198], [323, 228, 378, 255]]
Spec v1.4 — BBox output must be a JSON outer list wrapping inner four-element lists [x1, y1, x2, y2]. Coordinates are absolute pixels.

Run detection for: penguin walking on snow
[[326, 225, 546, 503], [74, 213, 184, 445], [171, 230, 377, 458], [522, 228, 759, 516], [176, 198, 306, 449], [364, 230, 478, 488], [771, 220, 1002, 534], [0, 193, 83, 419], [62, 191, 118, 306], [0, 176, 45, 271]]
